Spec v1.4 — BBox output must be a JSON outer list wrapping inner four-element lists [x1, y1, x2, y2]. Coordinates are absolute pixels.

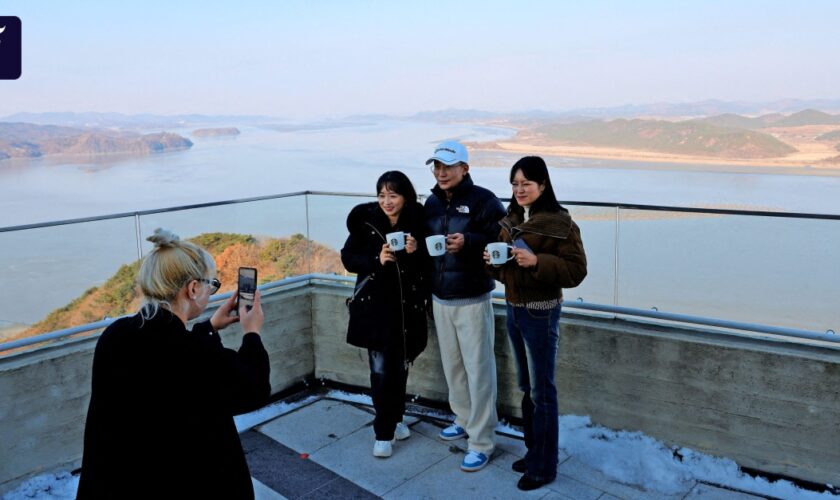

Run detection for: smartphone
[[513, 238, 533, 253], [233, 267, 257, 316]]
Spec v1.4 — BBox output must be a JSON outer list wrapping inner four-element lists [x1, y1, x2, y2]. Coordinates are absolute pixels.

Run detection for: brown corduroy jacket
[[490, 208, 587, 305]]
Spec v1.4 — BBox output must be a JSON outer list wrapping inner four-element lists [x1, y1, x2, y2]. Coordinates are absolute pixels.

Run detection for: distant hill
[[771, 109, 840, 127], [20, 232, 343, 336], [522, 119, 796, 159], [816, 130, 840, 141], [0, 112, 279, 129], [0, 122, 192, 160], [192, 127, 241, 138], [696, 109, 840, 129]]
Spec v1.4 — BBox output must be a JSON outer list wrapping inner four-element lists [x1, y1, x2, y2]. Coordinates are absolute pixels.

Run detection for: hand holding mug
[[512, 247, 537, 268], [405, 234, 417, 254], [446, 233, 465, 253], [379, 243, 396, 265], [486, 242, 515, 266]]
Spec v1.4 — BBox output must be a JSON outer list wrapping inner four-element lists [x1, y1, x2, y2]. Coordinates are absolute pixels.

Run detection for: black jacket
[[424, 174, 506, 299], [77, 309, 270, 500], [341, 201, 429, 362]]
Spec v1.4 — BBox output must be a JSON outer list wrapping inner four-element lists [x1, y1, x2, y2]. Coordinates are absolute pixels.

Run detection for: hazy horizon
[[2, 1, 840, 120]]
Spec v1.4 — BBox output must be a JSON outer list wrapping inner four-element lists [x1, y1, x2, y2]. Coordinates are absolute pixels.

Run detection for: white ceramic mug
[[386, 231, 406, 251], [426, 235, 446, 257], [486, 242, 515, 265]]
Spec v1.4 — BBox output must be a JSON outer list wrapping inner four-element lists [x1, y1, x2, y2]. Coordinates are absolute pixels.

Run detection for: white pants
[[433, 299, 497, 455]]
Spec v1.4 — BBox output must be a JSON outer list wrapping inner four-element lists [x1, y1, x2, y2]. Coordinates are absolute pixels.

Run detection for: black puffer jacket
[[341, 201, 429, 362], [424, 174, 506, 299]]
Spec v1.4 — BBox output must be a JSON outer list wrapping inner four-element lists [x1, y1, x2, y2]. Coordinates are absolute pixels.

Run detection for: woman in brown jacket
[[485, 156, 587, 491]]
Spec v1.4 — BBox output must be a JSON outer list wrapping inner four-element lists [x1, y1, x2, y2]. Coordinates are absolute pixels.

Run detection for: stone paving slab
[[382, 453, 544, 499], [253, 477, 287, 500], [308, 423, 454, 496], [247, 399, 763, 500], [243, 430, 377, 499], [257, 398, 373, 454]]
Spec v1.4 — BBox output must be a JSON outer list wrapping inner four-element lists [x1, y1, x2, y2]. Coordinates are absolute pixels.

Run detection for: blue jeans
[[506, 303, 561, 482]]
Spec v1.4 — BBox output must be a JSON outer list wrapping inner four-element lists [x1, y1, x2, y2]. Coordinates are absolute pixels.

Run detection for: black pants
[[368, 347, 408, 440]]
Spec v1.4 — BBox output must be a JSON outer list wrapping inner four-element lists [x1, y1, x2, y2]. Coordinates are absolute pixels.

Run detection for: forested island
[[192, 127, 241, 138], [0, 123, 193, 160]]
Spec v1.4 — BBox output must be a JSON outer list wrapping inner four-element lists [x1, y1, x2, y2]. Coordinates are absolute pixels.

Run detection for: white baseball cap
[[425, 140, 468, 166]]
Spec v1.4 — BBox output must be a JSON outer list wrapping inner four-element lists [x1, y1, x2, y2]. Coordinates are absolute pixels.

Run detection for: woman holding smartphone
[[341, 171, 429, 458], [77, 228, 270, 499], [485, 156, 587, 491]]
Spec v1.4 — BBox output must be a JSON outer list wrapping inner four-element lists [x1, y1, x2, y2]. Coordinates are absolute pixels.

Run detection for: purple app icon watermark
[[0, 16, 21, 80]]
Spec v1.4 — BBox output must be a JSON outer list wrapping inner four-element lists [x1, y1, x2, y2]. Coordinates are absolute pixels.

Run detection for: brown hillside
[[20, 233, 343, 337]]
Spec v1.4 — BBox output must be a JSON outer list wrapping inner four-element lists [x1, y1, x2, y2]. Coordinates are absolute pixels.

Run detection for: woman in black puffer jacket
[[341, 170, 429, 458]]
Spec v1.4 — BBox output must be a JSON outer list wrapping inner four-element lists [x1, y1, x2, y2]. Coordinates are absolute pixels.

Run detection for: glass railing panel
[[0, 217, 139, 344], [137, 196, 309, 294], [616, 209, 839, 333], [306, 193, 375, 276], [565, 205, 617, 308]]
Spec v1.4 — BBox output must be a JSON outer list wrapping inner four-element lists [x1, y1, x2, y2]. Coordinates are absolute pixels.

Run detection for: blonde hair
[[137, 228, 216, 319]]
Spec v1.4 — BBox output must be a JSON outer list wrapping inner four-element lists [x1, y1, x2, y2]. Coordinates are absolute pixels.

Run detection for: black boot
[[517, 474, 554, 491]]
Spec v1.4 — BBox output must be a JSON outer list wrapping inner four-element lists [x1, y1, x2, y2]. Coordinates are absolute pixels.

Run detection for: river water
[[1, 120, 838, 334]]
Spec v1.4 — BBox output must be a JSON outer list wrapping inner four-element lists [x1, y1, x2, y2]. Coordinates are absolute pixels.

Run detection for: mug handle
[[506, 244, 515, 261]]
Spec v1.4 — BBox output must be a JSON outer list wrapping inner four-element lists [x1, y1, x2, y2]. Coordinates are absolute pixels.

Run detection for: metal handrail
[[2, 273, 836, 353], [4, 190, 840, 233]]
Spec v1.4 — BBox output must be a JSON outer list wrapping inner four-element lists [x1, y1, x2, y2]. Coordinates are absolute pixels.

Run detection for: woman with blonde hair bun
[[77, 228, 270, 499]]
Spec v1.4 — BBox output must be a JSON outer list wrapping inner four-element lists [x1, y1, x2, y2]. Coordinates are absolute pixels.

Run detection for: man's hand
[[446, 233, 465, 253]]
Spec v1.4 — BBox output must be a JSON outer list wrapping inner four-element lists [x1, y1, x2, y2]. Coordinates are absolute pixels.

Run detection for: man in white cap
[[423, 140, 505, 472]]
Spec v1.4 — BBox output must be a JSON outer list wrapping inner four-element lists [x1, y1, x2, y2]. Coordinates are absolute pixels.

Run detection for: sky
[[1, 1, 840, 119]]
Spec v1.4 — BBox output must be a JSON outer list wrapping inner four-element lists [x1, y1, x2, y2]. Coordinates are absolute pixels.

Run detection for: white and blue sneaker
[[460, 450, 489, 472], [438, 424, 466, 441]]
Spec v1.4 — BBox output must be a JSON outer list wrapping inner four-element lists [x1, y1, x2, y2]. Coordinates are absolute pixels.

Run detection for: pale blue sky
[[2, 1, 839, 118]]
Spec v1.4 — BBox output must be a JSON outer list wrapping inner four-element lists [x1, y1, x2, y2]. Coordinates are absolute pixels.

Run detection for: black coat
[[424, 174, 506, 299], [341, 201, 429, 362], [77, 309, 270, 500]]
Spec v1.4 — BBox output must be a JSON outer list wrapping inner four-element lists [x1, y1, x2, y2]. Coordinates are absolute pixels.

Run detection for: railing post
[[134, 213, 143, 260], [305, 193, 312, 275], [613, 205, 620, 314]]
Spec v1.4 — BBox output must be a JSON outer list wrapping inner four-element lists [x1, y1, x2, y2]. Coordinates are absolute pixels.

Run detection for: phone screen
[[237, 267, 257, 312]]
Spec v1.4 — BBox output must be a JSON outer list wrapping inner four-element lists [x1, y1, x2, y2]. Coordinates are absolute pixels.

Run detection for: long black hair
[[376, 170, 418, 202], [507, 156, 561, 215], [376, 171, 421, 225]]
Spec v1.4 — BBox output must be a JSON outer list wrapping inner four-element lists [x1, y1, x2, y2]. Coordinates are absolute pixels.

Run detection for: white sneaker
[[373, 439, 393, 458], [394, 422, 411, 441]]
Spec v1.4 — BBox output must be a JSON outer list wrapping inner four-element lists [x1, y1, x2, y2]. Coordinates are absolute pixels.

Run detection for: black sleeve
[[201, 320, 270, 415], [341, 229, 381, 275], [464, 195, 506, 257]]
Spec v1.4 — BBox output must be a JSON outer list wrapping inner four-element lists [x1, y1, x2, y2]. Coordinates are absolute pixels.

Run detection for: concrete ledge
[[0, 288, 314, 493], [1, 282, 838, 491]]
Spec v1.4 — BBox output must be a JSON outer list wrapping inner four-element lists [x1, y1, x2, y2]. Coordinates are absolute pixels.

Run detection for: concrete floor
[[242, 398, 764, 500]]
